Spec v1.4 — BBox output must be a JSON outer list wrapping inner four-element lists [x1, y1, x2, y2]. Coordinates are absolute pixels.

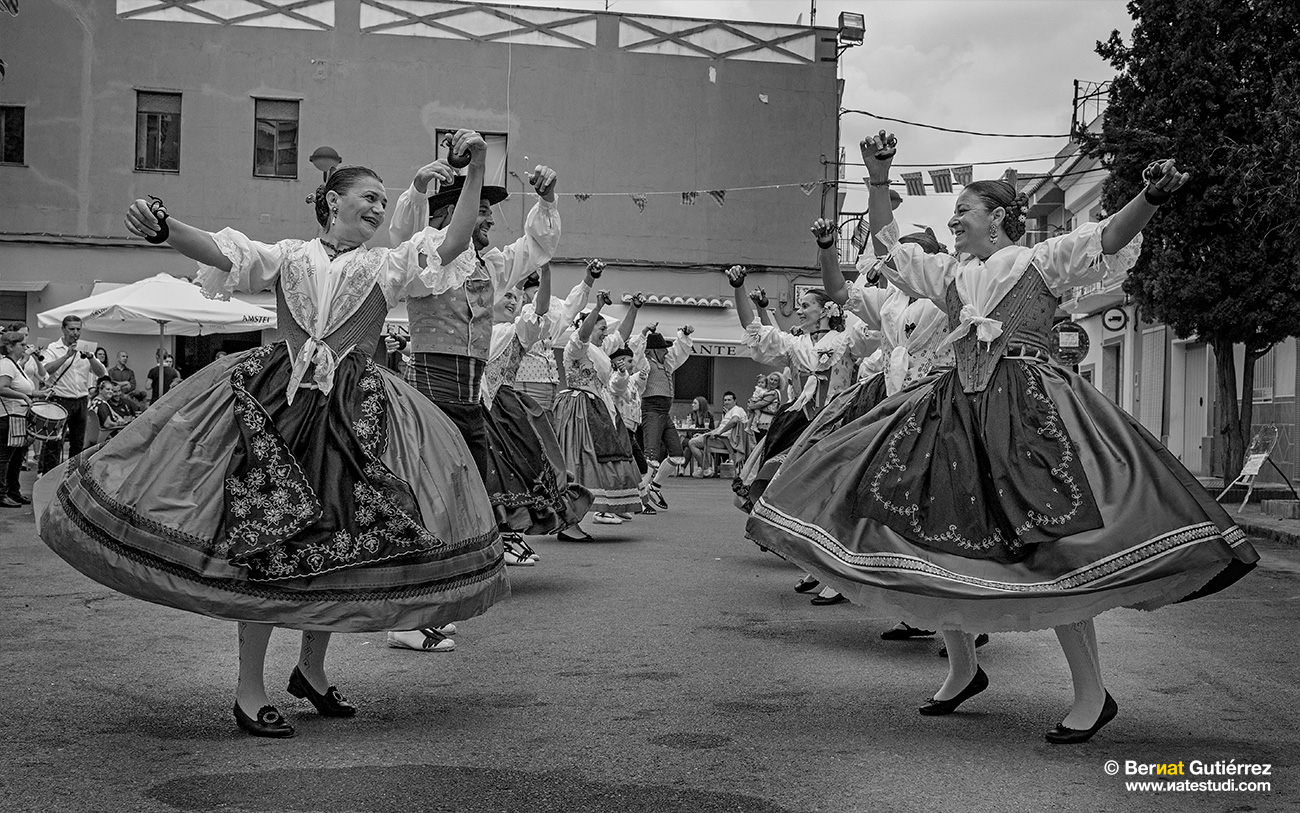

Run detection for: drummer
[[0, 331, 37, 507], [37, 316, 107, 475]]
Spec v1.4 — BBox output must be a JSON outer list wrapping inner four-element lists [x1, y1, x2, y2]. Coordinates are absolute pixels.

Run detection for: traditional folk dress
[[481, 304, 593, 534], [552, 331, 643, 515], [786, 268, 953, 462], [734, 316, 876, 509], [387, 183, 560, 480], [39, 228, 507, 632], [747, 219, 1258, 631]]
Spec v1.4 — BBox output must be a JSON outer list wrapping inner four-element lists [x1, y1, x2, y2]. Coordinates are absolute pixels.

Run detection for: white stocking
[[1054, 618, 1106, 728], [935, 630, 978, 700], [654, 457, 683, 485]]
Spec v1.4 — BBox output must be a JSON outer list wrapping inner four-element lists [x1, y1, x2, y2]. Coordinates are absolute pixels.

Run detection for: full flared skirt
[[485, 385, 593, 534], [747, 360, 1258, 632], [39, 345, 508, 632], [552, 389, 642, 514]]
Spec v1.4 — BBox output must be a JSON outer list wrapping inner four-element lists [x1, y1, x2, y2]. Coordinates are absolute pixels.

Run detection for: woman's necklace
[[320, 236, 361, 261]]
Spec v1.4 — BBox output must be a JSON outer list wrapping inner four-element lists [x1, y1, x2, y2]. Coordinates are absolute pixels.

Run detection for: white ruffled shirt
[[845, 268, 951, 395], [873, 218, 1142, 352], [197, 226, 469, 404], [740, 317, 878, 411]]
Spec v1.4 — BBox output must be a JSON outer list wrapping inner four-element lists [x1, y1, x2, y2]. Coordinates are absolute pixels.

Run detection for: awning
[[602, 303, 744, 346], [552, 303, 747, 354], [1, 280, 50, 292]]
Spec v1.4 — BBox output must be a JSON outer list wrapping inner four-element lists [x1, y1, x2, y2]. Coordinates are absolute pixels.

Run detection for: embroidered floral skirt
[[39, 345, 507, 632], [747, 359, 1258, 632], [485, 385, 593, 534], [552, 389, 642, 514]]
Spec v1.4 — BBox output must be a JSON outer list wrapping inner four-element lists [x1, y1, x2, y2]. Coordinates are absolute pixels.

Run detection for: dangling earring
[[988, 223, 999, 243], [329, 205, 338, 232]]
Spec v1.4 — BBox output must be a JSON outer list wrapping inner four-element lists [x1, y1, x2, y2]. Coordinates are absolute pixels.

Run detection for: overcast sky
[[489, 0, 1134, 239]]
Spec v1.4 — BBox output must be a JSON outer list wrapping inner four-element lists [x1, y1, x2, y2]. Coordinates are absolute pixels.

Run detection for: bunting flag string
[[561, 163, 992, 207]]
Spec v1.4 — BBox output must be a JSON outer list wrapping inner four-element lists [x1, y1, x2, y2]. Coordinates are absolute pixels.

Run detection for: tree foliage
[[1080, 0, 1300, 478]]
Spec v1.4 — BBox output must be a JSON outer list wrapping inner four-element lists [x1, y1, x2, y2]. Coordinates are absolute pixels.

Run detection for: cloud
[[489, 0, 1134, 236]]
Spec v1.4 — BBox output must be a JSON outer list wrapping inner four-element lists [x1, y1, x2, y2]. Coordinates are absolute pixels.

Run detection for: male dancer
[[383, 133, 560, 652], [637, 326, 693, 509]]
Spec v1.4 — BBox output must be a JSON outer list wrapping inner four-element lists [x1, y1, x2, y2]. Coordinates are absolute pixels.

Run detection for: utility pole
[[810, 0, 816, 27]]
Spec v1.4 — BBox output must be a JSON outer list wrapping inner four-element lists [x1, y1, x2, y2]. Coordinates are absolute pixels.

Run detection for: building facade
[[1023, 123, 1300, 483], [0, 0, 842, 413]]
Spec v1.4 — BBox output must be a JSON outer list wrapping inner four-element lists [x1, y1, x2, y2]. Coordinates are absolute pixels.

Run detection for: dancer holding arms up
[[747, 131, 1257, 742]]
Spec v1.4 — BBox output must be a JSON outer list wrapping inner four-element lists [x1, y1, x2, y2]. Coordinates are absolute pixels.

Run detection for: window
[[253, 98, 299, 179], [673, 356, 714, 403], [434, 129, 508, 186], [0, 106, 24, 164], [135, 92, 181, 172], [1253, 346, 1276, 403], [0, 292, 26, 322]]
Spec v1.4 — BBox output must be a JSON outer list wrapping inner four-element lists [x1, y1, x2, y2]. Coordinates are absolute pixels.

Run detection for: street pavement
[[2, 476, 1297, 813]]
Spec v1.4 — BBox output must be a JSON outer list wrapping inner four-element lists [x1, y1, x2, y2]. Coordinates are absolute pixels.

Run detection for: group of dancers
[[35, 127, 1257, 746], [35, 130, 693, 738]]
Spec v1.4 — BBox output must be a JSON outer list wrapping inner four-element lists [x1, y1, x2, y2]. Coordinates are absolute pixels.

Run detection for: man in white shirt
[[39, 315, 107, 474], [687, 391, 747, 477]]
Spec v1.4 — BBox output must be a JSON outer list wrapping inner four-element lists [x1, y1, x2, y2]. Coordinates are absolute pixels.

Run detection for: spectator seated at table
[[687, 391, 747, 478]]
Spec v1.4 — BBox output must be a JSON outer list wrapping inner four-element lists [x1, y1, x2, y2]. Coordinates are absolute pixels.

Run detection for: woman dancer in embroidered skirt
[[551, 289, 644, 535], [39, 143, 507, 738], [728, 259, 876, 514], [481, 262, 593, 563], [747, 133, 1258, 743]]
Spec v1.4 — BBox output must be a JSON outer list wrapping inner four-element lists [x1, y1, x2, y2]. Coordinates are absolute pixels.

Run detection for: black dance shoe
[[919, 666, 989, 716], [1045, 692, 1118, 744], [233, 702, 295, 738], [287, 667, 356, 717], [793, 576, 820, 594], [809, 592, 847, 605], [0, 495, 22, 508], [881, 623, 936, 640], [8, 492, 31, 505]]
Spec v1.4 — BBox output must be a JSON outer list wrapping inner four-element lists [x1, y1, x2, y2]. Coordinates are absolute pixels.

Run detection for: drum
[[28, 400, 69, 442]]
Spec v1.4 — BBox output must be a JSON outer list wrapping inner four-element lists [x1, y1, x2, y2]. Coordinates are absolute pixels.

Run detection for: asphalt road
[[2, 477, 1295, 813]]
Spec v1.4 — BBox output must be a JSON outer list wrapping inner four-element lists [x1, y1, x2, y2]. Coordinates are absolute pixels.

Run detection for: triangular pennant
[[928, 168, 953, 194], [951, 165, 973, 186], [707, 190, 726, 206], [799, 181, 819, 196], [630, 194, 647, 212], [681, 191, 697, 205], [573, 193, 592, 202], [901, 172, 926, 196], [850, 218, 871, 252]]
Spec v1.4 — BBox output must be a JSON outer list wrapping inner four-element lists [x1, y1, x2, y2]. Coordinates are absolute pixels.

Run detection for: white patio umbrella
[[38, 272, 276, 396]]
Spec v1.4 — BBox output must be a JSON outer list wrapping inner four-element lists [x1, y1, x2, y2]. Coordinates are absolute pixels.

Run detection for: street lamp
[[309, 145, 342, 182], [837, 11, 865, 52]]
